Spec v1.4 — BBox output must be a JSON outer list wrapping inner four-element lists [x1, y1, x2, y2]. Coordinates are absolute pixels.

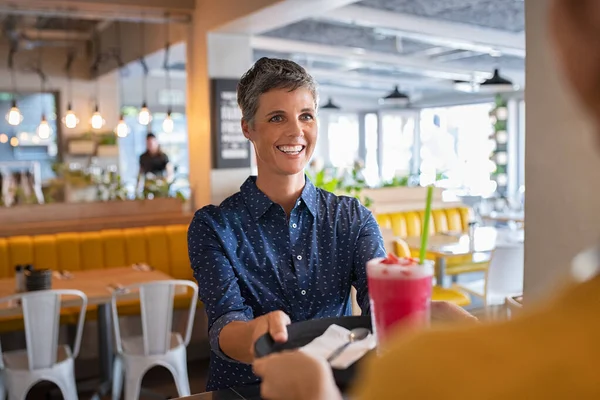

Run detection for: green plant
[[308, 164, 373, 207]]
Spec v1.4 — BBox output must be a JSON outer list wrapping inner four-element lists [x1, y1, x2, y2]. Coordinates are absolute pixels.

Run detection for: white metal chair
[[0, 289, 87, 400], [454, 242, 524, 317], [110, 280, 198, 400]]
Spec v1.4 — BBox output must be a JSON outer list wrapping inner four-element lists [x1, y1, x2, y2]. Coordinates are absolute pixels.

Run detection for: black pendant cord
[[163, 13, 171, 114]]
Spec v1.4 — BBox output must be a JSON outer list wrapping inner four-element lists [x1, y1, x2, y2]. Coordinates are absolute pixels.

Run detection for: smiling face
[[242, 87, 318, 177]]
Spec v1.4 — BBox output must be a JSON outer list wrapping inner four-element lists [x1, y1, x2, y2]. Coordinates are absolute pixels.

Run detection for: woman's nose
[[286, 119, 304, 137]]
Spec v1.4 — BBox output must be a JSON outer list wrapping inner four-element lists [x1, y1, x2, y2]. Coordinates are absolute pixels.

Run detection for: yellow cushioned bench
[[375, 206, 488, 275], [0, 224, 194, 333]]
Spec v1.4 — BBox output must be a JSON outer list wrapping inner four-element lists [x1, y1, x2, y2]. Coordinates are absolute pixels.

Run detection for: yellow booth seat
[[0, 224, 195, 333], [375, 206, 487, 272]]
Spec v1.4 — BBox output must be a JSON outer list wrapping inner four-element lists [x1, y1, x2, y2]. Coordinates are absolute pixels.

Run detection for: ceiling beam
[[250, 36, 494, 82], [213, 0, 360, 35], [307, 67, 454, 91], [0, 1, 191, 23], [319, 5, 525, 58], [21, 28, 91, 41]]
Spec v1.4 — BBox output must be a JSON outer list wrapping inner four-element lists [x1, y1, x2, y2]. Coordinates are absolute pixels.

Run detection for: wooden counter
[[0, 198, 194, 237]]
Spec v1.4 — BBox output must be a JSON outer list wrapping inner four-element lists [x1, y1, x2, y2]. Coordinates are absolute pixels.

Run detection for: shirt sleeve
[[187, 211, 254, 362], [352, 208, 387, 315]]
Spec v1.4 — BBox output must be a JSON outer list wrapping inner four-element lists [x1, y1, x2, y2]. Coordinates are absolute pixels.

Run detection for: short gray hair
[[237, 57, 318, 126]]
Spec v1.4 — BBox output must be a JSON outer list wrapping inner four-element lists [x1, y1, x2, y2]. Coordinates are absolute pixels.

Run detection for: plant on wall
[[489, 94, 509, 196]]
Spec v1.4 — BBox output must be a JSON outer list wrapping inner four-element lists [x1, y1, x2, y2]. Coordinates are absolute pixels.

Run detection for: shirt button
[[292, 223, 297, 228], [297, 200, 301, 205], [301, 290, 307, 295], [296, 255, 302, 260]]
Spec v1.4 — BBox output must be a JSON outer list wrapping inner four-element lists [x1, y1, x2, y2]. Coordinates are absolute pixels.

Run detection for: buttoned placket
[[289, 202, 309, 308]]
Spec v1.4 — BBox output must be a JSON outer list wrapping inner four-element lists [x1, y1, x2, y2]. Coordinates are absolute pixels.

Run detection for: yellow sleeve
[[352, 277, 600, 400]]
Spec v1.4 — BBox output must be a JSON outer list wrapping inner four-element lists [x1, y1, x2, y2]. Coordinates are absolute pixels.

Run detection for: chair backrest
[[485, 243, 524, 301], [111, 279, 198, 356], [0, 289, 87, 370]]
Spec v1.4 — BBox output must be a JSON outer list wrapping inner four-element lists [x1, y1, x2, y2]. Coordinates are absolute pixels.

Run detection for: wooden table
[[403, 227, 499, 287], [0, 266, 176, 317], [0, 266, 180, 400], [481, 211, 525, 225]]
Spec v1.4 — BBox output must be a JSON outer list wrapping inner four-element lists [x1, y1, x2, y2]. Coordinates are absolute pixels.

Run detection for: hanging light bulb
[[91, 105, 105, 130], [63, 103, 79, 129], [6, 100, 22, 126], [115, 114, 129, 138], [162, 110, 174, 133], [37, 114, 52, 139], [138, 102, 151, 125], [37, 116, 51, 139]]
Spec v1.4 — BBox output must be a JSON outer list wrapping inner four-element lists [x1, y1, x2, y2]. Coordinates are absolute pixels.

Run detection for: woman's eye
[[269, 115, 283, 123]]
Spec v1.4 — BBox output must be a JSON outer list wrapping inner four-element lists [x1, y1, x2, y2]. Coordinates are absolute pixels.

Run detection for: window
[[420, 103, 496, 195], [327, 113, 359, 169], [364, 113, 379, 186], [380, 112, 416, 182]]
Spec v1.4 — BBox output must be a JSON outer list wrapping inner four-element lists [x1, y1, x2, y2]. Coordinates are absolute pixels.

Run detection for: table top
[[403, 227, 500, 257], [177, 384, 351, 400], [177, 385, 262, 400], [481, 210, 525, 223], [0, 266, 177, 317]]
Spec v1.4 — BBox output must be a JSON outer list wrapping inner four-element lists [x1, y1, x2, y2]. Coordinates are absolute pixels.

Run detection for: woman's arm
[[188, 211, 290, 363]]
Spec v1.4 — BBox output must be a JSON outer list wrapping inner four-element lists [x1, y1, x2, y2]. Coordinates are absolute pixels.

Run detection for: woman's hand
[[253, 351, 342, 400], [250, 310, 291, 358], [220, 310, 291, 364], [431, 301, 478, 324]]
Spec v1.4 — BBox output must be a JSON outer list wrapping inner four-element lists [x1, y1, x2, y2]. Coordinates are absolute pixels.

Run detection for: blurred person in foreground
[[253, 0, 600, 398]]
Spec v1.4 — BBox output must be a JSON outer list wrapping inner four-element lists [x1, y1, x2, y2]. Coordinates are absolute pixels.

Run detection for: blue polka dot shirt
[[187, 176, 386, 391]]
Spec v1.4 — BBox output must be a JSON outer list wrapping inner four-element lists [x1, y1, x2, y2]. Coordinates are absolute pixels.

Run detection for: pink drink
[[367, 257, 433, 343]]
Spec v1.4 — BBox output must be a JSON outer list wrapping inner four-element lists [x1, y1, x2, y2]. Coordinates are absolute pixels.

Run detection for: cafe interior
[[0, 0, 597, 399]]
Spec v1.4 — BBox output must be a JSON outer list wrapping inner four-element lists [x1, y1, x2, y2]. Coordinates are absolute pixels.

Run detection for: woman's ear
[[241, 119, 251, 141]]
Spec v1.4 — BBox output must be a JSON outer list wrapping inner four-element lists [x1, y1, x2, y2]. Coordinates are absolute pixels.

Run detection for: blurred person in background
[[137, 133, 174, 193], [253, 0, 600, 398]]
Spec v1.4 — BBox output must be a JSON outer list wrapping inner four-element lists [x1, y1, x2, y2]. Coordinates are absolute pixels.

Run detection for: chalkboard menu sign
[[211, 79, 251, 169]]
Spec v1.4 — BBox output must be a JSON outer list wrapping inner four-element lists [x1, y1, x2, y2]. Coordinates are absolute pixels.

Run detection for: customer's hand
[[253, 350, 342, 400], [431, 301, 478, 324], [250, 311, 291, 358]]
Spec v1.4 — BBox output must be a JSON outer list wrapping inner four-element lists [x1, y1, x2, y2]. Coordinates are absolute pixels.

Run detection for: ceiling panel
[[358, 0, 524, 32], [262, 20, 439, 55]]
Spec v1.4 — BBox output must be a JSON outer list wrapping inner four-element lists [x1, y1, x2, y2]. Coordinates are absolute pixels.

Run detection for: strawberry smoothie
[[367, 254, 434, 343]]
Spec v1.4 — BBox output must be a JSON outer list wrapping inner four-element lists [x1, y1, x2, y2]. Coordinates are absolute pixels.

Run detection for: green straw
[[419, 185, 434, 264]]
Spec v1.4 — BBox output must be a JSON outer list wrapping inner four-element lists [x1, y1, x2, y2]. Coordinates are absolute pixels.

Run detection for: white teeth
[[277, 145, 304, 154]]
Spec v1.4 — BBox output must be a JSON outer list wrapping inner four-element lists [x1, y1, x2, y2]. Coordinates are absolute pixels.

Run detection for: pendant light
[[6, 100, 22, 126], [90, 29, 105, 130], [379, 85, 410, 107], [114, 22, 129, 138], [320, 97, 341, 110], [91, 104, 105, 130], [37, 115, 51, 139], [478, 69, 515, 93], [162, 14, 174, 133], [63, 16, 79, 129], [162, 111, 174, 133], [115, 114, 129, 137], [138, 21, 151, 126], [35, 21, 53, 140], [6, 39, 22, 126]]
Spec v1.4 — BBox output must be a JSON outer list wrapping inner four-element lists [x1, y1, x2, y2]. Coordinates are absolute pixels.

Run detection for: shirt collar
[[299, 176, 318, 217], [240, 175, 319, 220]]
